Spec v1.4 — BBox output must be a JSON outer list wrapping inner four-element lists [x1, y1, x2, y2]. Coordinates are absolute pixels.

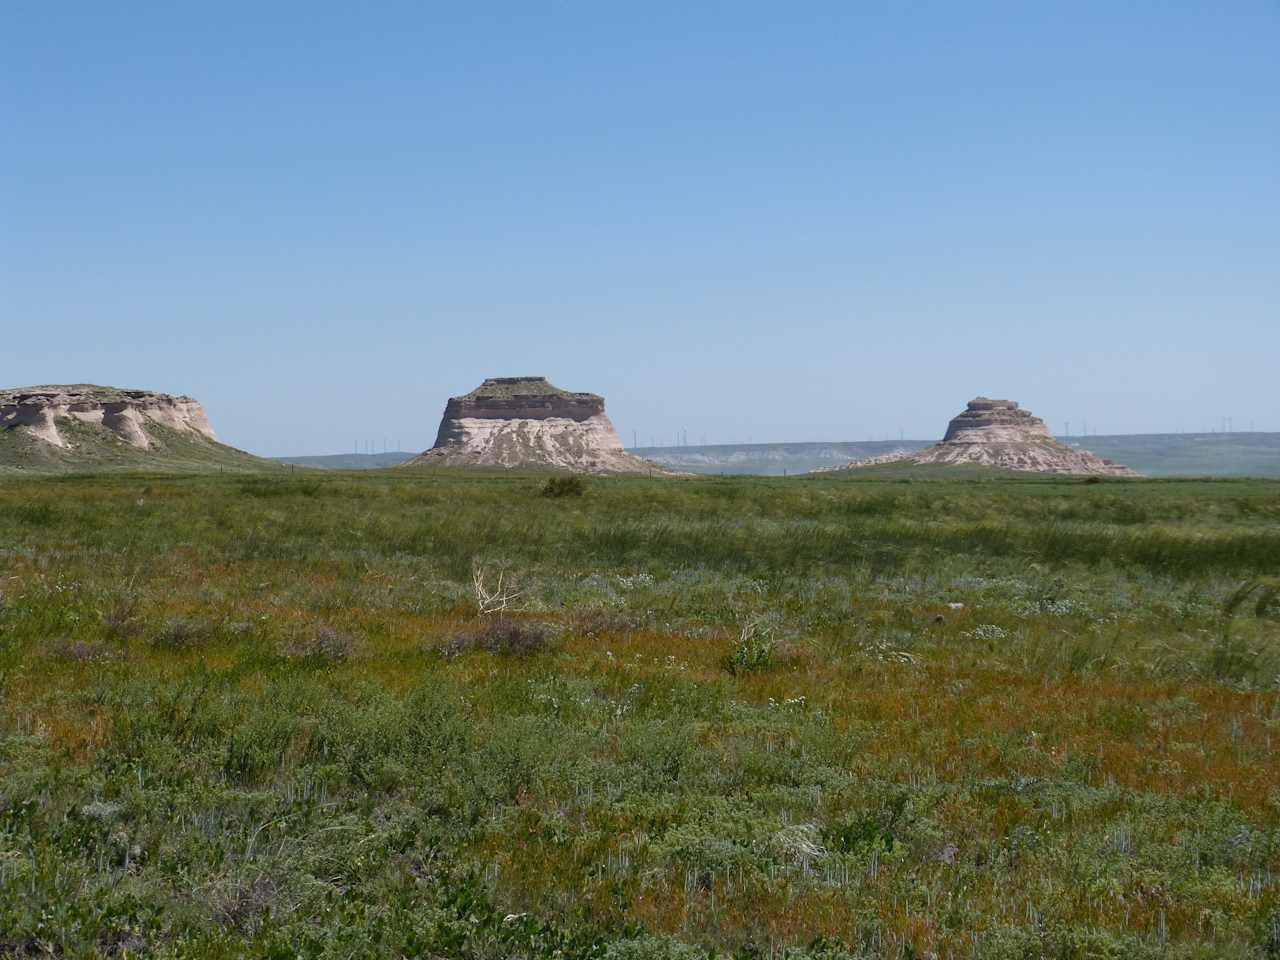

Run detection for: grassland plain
[[1, 470, 1279, 959]]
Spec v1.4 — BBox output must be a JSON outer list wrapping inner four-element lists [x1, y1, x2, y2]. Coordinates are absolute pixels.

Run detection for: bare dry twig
[[472, 562, 522, 616]]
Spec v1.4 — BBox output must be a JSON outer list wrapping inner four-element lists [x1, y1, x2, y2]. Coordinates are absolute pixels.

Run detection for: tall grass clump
[[725, 618, 777, 673], [1210, 578, 1280, 680]]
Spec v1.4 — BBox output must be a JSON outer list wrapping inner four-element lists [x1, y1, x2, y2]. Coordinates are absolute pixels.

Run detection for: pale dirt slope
[[0, 384, 273, 473], [828, 398, 1140, 477], [404, 376, 667, 475]]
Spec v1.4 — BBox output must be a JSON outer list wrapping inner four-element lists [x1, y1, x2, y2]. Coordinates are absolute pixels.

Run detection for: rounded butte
[[833, 397, 1139, 477]]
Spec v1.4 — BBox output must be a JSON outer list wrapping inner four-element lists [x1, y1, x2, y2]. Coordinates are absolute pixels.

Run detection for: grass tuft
[[724, 618, 778, 673]]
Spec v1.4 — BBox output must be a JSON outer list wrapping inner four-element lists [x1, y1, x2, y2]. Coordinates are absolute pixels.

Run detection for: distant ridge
[[275, 452, 415, 470], [1051, 431, 1280, 478], [638, 432, 1280, 478]]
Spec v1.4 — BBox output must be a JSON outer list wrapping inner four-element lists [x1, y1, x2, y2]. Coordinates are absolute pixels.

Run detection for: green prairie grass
[[0, 471, 1278, 958]]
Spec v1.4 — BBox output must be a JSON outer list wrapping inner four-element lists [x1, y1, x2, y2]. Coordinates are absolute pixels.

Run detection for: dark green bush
[[541, 475, 586, 498]]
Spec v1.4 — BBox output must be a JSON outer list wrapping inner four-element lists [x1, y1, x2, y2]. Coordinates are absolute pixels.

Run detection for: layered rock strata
[[0, 385, 218, 450], [406, 377, 662, 474], [835, 398, 1139, 476]]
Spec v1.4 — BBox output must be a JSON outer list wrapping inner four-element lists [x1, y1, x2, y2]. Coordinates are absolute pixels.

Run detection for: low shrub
[[13, 502, 58, 526], [151, 616, 213, 650], [212, 874, 283, 934], [541, 475, 586, 498], [445, 618, 554, 657], [277, 623, 358, 660], [603, 935, 707, 960], [47, 638, 125, 663], [574, 610, 642, 639], [100, 593, 142, 640]]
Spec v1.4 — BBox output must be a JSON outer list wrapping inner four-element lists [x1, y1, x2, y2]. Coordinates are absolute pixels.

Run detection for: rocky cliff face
[[432, 377, 609, 447], [834, 397, 1139, 476], [407, 377, 662, 474], [941, 397, 1054, 443], [0, 385, 218, 450]]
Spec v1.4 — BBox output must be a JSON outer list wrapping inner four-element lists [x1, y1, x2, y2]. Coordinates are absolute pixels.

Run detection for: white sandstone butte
[[837, 397, 1139, 476], [405, 376, 660, 474], [0, 385, 219, 451]]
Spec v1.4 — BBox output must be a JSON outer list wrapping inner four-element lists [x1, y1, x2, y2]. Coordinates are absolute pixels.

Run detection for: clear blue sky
[[4, 2, 1277, 454]]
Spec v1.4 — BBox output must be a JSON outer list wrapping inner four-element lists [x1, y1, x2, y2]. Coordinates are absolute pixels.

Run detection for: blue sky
[[4, 2, 1277, 454]]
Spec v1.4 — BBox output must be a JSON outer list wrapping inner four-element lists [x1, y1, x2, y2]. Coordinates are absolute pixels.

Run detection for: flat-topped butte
[[407, 376, 664, 474], [455, 376, 589, 402], [1, 384, 200, 403], [440, 376, 606, 430]]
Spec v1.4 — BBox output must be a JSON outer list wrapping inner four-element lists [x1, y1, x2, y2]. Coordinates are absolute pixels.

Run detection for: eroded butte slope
[[0, 384, 271, 472], [831, 398, 1139, 477], [404, 376, 664, 474]]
